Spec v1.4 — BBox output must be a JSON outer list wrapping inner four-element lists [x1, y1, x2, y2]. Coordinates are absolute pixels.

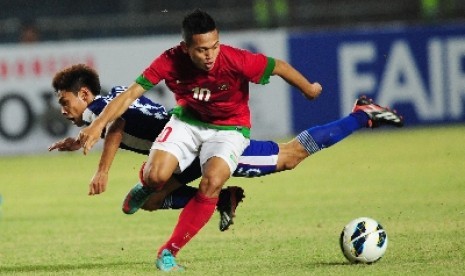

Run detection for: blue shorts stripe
[[234, 140, 279, 177]]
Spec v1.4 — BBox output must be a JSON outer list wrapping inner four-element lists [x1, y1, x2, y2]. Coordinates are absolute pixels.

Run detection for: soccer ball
[[339, 217, 388, 264]]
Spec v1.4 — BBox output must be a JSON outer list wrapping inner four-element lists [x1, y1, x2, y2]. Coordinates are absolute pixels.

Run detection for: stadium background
[[0, 0, 464, 155]]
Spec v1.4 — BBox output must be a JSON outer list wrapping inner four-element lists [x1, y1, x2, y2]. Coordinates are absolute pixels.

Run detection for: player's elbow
[[143, 165, 172, 188]]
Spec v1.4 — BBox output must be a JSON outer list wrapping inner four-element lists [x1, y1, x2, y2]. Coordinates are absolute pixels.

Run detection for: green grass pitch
[[0, 125, 464, 275]]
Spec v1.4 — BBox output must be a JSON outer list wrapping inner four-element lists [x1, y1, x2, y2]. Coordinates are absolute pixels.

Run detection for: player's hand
[[88, 171, 108, 195], [48, 137, 81, 152], [78, 124, 102, 155], [310, 82, 322, 99]]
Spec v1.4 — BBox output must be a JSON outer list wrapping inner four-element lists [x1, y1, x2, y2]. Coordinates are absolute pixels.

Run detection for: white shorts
[[151, 116, 250, 175]]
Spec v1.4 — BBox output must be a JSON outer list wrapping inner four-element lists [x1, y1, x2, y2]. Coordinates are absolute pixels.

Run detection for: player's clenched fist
[[311, 82, 323, 99]]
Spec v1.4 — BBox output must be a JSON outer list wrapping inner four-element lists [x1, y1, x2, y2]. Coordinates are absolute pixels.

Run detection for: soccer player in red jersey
[[50, 63, 402, 236], [77, 9, 322, 271]]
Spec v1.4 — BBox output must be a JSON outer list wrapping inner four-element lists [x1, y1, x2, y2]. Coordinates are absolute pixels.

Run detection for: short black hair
[[52, 64, 101, 96], [182, 9, 216, 46]]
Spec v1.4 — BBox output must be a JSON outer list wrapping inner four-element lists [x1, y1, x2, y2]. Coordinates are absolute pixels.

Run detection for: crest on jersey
[[218, 83, 230, 91]]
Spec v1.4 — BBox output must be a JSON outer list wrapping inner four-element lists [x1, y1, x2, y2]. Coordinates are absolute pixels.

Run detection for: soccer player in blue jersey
[[50, 63, 403, 233]]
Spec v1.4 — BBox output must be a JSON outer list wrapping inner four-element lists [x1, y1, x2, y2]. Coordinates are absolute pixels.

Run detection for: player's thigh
[[198, 157, 232, 196], [200, 130, 249, 175], [143, 149, 180, 183], [151, 116, 199, 172]]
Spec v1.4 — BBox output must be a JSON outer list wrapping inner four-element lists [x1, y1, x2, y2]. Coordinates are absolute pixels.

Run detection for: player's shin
[[296, 113, 368, 154], [158, 191, 218, 256]]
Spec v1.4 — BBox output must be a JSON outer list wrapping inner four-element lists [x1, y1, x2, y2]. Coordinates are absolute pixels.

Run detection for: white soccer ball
[[339, 217, 388, 264]]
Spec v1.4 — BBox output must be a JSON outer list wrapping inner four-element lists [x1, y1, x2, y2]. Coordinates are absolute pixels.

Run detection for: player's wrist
[[91, 117, 108, 133]]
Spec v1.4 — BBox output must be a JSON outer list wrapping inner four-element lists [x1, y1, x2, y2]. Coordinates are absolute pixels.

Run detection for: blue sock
[[296, 111, 369, 154], [161, 185, 198, 209], [161, 185, 231, 209]]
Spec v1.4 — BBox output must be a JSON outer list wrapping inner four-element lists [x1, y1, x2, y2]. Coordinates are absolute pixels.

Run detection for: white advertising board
[[0, 30, 290, 156]]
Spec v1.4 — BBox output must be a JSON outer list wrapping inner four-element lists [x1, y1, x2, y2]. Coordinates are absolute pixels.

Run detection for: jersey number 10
[[192, 87, 211, 102]]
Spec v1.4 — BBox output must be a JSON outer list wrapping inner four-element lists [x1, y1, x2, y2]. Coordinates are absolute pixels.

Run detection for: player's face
[[183, 29, 220, 71], [57, 90, 88, 127]]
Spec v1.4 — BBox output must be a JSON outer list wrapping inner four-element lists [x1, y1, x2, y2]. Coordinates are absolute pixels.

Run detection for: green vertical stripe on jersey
[[170, 106, 251, 138], [258, 57, 276, 85], [135, 75, 155, 90]]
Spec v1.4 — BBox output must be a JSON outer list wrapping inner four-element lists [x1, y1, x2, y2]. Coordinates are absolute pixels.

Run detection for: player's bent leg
[[155, 157, 230, 258], [123, 156, 179, 215], [274, 139, 309, 171], [141, 177, 184, 211], [122, 161, 156, 214], [141, 182, 247, 232], [122, 182, 156, 214], [234, 112, 372, 179], [143, 149, 180, 190]]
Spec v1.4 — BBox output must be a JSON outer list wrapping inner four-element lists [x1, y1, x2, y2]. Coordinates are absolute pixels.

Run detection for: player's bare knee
[[143, 165, 171, 188], [199, 175, 224, 197]]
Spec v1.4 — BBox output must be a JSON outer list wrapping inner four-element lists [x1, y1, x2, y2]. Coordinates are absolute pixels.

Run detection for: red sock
[[158, 191, 218, 257]]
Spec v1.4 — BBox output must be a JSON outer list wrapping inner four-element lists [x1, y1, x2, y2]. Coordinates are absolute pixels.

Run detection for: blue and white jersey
[[82, 86, 169, 154]]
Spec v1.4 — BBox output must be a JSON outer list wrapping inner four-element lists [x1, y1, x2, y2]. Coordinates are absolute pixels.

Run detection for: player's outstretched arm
[[88, 118, 125, 195], [48, 137, 81, 152], [78, 82, 146, 155], [272, 59, 322, 100]]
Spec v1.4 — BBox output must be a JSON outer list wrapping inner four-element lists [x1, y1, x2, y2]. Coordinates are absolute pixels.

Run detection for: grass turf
[[0, 125, 464, 275]]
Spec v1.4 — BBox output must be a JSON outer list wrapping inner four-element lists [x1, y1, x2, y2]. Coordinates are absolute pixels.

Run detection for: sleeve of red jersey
[[239, 49, 275, 85], [136, 53, 169, 90]]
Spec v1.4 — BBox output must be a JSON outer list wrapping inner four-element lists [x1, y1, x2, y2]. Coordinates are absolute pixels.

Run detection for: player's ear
[[78, 87, 91, 102], [180, 41, 188, 53]]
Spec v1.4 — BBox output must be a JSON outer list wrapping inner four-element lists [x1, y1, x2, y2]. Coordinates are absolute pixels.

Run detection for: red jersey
[[139, 44, 274, 129]]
